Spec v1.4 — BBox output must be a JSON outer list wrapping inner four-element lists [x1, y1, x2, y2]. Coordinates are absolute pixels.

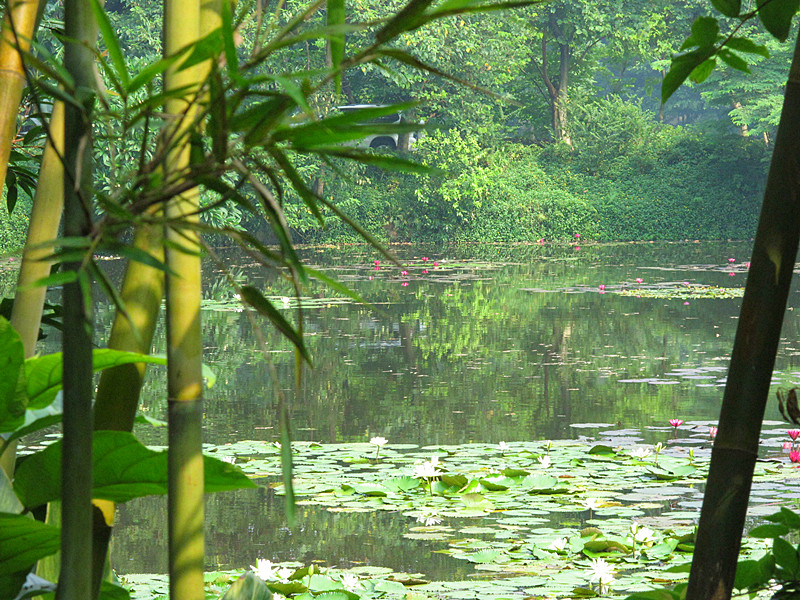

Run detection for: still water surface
[[109, 241, 800, 577]]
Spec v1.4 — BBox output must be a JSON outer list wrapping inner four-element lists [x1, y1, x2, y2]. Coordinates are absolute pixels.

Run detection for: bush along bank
[[263, 117, 770, 245]]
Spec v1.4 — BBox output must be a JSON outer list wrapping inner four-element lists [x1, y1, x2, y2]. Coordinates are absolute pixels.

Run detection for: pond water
[[62, 241, 800, 580]]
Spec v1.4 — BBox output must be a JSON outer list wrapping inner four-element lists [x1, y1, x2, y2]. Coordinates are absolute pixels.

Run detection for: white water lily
[[537, 455, 552, 469], [588, 557, 615, 585], [370, 436, 388, 447], [548, 537, 568, 552], [581, 498, 603, 510], [628, 446, 652, 459], [251, 558, 279, 581], [416, 510, 443, 526], [414, 456, 443, 479], [498, 441, 510, 453], [632, 525, 655, 544], [277, 567, 295, 581], [339, 572, 363, 592]]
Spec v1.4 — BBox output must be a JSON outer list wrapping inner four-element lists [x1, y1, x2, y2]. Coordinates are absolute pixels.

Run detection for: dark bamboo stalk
[[56, 0, 97, 596], [685, 29, 800, 600]]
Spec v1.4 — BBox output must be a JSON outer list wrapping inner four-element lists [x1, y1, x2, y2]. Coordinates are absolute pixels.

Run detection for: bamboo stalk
[[0, 100, 65, 478], [685, 29, 800, 600], [162, 0, 205, 596], [0, 0, 41, 193], [56, 0, 97, 595]]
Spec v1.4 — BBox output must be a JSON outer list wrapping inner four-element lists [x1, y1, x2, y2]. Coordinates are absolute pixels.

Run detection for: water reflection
[[62, 241, 800, 576]]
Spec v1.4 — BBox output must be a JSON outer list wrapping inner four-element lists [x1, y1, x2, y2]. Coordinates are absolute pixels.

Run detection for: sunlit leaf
[[757, 0, 800, 41]]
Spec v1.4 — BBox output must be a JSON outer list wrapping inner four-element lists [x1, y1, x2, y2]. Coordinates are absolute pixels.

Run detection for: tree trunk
[[685, 28, 800, 600], [57, 0, 97, 596]]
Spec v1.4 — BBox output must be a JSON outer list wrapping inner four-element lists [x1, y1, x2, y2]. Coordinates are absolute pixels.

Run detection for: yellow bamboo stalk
[[0, 0, 41, 193], [0, 101, 64, 478], [162, 0, 206, 596]]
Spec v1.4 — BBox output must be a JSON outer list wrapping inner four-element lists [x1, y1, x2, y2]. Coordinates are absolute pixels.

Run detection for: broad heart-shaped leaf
[[748, 523, 790, 538], [0, 512, 60, 576], [13, 431, 257, 508], [766, 506, 800, 530], [711, 0, 741, 17], [0, 317, 25, 432], [220, 572, 273, 600], [24, 349, 168, 409], [0, 392, 63, 441], [99, 580, 131, 600], [757, 0, 800, 41]]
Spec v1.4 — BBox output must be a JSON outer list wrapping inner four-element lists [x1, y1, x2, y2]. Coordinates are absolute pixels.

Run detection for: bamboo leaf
[[13, 431, 258, 508], [757, 0, 800, 41], [126, 54, 183, 94], [239, 286, 312, 364], [0, 513, 60, 576], [5, 172, 17, 214], [327, 0, 345, 94], [221, 0, 241, 79], [376, 0, 435, 43], [24, 270, 79, 291], [89, 0, 130, 87], [304, 266, 369, 306]]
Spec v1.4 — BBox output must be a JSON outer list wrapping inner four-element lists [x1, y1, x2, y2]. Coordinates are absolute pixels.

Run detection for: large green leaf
[[0, 318, 25, 433], [0, 513, 60, 576], [662, 49, 712, 103], [24, 349, 168, 409], [220, 572, 273, 600], [13, 431, 257, 508], [757, 0, 800, 41], [0, 469, 22, 514], [710, 0, 741, 17]]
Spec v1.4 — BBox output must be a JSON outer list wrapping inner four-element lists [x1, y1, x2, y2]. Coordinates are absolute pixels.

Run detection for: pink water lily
[[729, 272, 735, 276], [598, 284, 605, 290], [374, 260, 380, 265], [537, 238, 545, 245], [728, 258, 735, 263], [709, 426, 718, 439], [635, 278, 643, 284], [401, 270, 409, 276], [574, 233, 581, 239], [784, 441, 793, 450], [683, 301, 690, 305], [401, 281, 409, 287], [422, 257, 429, 262], [788, 429, 800, 441], [433, 262, 439, 267], [368, 275, 374, 280], [574, 246, 581, 251], [669, 419, 684, 428], [422, 269, 428, 274], [791, 450, 800, 463]]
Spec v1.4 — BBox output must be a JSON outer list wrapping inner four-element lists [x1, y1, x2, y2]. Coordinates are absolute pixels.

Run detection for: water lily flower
[[635, 277, 643, 284], [401, 281, 409, 287], [433, 262, 439, 267], [339, 572, 363, 592], [791, 450, 800, 463], [401, 270, 409, 276], [422, 257, 429, 262], [537, 238, 545, 245], [630, 523, 655, 543], [669, 419, 684, 428], [498, 441, 510, 454], [277, 567, 294, 581], [581, 498, 602, 510], [537, 455, 552, 469], [374, 265, 380, 271], [598, 284, 605, 290], [788, 430, 800, 441], [629, 446, 652, 460], [588, 558, 615, 585], [709, 426, 718, 439], [729, 272, 735, 276], [728, 258, 736, 263], [370, 436, 388, 459], [416, 511, 443, 526], [414, 456, 443, 480], [368, 275, 374, 280], [422, 269, 429, 274], [683, 301, 690, 305], [574, 233, 581, 239], [548, 537, 568, 552], [574, 246, 581, 251], [746, 262, 751, 268], [783, 441, 793, 450], [374, 260, 380, 266], [251, 558, 279, 581]]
